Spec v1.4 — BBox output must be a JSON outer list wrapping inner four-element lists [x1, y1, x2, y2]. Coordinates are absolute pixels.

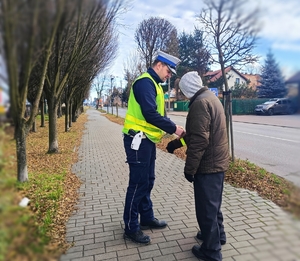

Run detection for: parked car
[[255, 98, 296, 116]]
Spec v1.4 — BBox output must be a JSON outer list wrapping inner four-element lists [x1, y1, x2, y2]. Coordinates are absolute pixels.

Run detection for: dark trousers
[[123, 134, 156, 234], [194, 172, 225, 261]]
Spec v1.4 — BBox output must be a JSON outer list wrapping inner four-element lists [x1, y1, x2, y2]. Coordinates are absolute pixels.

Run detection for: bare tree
[[135, 17, 179, 68], [198, 0, 261, 161], [63, 22, 118, 132], [93, 74, 109, 103], [43, 0, 121, 153], [0, 0, 66, 181], [123, 50, 144, 99]]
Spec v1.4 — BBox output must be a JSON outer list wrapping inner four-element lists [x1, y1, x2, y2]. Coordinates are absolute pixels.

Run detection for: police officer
[[122, 50, 185, 244]]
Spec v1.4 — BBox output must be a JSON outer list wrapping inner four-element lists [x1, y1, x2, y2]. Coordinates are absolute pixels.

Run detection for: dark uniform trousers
[[194, 172, 225, 261], [123, 134, 156, 234]]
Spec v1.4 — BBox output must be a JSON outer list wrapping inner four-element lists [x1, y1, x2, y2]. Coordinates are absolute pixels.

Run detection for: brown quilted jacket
[[183, 87, 229, 175]]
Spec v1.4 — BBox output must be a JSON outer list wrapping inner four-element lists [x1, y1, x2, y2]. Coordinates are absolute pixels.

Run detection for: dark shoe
[[192, 245, 217, 261], [196, 231, 226, 245], [123, 230, 151, 245], [140, 218, 167, 230]]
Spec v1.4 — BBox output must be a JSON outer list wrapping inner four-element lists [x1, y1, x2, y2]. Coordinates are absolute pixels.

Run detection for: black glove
[[184, 173, 194, 183], [166, 139, 183, 153]]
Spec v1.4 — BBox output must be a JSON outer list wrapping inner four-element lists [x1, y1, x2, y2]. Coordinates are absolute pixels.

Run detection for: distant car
[[255, 98, 296, 116]]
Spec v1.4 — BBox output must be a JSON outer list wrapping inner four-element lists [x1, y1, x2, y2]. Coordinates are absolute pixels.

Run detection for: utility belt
[[126, 129, 147, 150], [127, 133, 147, 139]]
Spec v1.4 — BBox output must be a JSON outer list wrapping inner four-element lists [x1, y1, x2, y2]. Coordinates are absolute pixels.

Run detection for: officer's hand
[[184, 173, 194, 183], [175, 125, 186, 138], [166, 139, 183, 153]]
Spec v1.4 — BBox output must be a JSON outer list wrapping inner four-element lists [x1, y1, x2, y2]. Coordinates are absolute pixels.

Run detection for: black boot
[[124, 230, 151, 245], [140, 218, 167, 230], [192, 245, 220, 261], [196, 231, 226, 245]]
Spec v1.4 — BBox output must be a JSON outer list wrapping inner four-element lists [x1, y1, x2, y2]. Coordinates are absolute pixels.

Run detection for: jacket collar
[[188, 87, 209, 107], [147, 67, 163, 84]]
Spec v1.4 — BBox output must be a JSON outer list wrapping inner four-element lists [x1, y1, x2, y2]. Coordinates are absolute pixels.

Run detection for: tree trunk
[[15, 120, 28, 182], [47, 98, 59, 153], [228, 92, 234, 161], [220, 65, 229, 132], [69, 102, 72, 127], [72, 105, 77, 122], [31, 119, 36, 132], [219, 61, 234, 162], [64, 100, 69, 132], [57, 101, 62, 118], [40, 99, 45, 127]]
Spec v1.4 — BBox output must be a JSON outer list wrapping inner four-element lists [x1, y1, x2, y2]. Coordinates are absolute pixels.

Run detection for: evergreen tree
[[257, 50, 286, 98], [177, 28, 210, 77]]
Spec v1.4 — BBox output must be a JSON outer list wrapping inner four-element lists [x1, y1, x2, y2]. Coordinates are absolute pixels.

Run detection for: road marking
[[236, 131, 300, 144]]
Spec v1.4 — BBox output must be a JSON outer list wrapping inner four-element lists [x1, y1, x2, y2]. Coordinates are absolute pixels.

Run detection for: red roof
[[204, 66, 245, 82], [204, 67, 229, 81], [242, 73, 261, 90]]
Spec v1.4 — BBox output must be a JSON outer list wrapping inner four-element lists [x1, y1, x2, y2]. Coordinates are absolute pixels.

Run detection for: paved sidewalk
[[60, 109, 300, 261]]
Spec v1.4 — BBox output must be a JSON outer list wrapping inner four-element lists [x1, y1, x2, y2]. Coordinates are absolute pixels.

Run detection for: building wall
[[286, 83, 299, 97], [243, 74, 261, 91], [210, 69, 250, 92], [226, 70, 248, 89]]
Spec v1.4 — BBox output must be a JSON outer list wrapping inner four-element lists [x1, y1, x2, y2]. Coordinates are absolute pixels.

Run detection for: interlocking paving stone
[[59, 109, 300, 261]]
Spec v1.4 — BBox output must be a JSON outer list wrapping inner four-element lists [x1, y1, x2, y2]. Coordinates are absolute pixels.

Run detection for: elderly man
[[167, 71, 229, 261]]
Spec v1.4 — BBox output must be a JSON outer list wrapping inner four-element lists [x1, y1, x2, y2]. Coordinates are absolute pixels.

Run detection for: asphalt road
[[233, 121, 300, 186], [106, 106, 300, 187]]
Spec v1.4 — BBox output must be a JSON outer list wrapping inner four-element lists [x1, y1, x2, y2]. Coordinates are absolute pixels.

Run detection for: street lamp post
[[110, 75, 114, 114], [105, 94, 108, 113]]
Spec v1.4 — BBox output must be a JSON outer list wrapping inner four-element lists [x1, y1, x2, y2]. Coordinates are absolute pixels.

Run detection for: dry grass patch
[[0, 112, 87, 261]]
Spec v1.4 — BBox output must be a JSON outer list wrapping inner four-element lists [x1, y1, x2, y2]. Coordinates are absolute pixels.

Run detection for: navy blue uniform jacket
[[132, 68, 177, 135]]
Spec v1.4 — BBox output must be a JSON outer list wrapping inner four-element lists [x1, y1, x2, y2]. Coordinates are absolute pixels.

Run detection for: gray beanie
[[179, 71, 203, 99]]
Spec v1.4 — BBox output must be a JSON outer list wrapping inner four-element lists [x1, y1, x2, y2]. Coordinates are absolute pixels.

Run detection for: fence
[[173, 100, 190, 112], [173, 99, 270, 115]]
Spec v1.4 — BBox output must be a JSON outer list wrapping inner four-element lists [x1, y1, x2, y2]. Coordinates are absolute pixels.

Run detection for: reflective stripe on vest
[[122, 72, 165, 143], [180, 137, 186, 146]]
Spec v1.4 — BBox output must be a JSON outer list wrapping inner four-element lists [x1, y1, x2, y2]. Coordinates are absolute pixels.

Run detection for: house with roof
[[285, 71, 300, 97], [203, 66, 260, 92], [204, 66, 248, 90], [242, 73, 261, 91]]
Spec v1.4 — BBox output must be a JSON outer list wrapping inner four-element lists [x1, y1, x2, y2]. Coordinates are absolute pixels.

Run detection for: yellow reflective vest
[[122, 72, 165, 143]]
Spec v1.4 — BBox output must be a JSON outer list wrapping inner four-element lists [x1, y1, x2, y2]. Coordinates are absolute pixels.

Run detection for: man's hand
[[184, 173, 194, 183], [175, 125, 186, 138], [166, 139, 182, 153]]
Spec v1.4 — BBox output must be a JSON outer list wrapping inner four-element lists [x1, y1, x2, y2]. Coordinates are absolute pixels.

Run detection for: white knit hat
[[179, 71, 203, 99]]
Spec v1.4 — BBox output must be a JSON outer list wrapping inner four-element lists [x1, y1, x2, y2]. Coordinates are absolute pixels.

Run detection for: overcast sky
[[1, 0, 299, 101], [106, 0, 300, 86]]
